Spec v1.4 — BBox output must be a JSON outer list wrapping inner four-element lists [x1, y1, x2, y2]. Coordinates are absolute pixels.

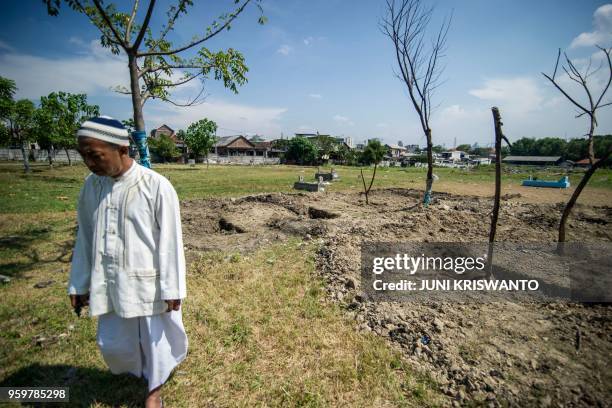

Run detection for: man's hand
[[70, 293, 90, 308], [165, 299, 181, 312], [70, 293, 89, 316]]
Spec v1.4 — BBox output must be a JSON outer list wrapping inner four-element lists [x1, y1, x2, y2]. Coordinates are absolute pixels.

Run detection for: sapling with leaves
[[360, 140, 388, 205], [44, 0, 266, 166]]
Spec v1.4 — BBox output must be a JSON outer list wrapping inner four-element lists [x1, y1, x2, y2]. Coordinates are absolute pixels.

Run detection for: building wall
[[0, 148, 83, 163], [207, 154, 279, 165]]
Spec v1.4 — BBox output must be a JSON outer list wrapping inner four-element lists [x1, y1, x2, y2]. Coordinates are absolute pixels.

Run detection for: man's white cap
[[77, 116, 130, 146]]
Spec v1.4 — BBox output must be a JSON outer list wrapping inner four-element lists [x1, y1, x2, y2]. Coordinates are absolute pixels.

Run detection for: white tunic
[[68, 159, 187, 318]]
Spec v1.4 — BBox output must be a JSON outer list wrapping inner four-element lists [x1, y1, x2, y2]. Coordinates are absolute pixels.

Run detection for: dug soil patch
[[181, 188, 611, 407]]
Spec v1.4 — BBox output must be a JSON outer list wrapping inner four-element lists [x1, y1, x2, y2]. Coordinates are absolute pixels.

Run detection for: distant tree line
[[276, 136, 388, 167], [508, 135, 612, 161], [454, 144, 503, 157], [0, 76, 99, 172]]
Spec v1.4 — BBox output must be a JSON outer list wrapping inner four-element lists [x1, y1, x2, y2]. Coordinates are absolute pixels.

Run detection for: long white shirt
[[68, 159, 187, 318]]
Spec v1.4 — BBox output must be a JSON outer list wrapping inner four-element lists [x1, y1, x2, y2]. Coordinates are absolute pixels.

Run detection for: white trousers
[[96, 310, 188, 391]]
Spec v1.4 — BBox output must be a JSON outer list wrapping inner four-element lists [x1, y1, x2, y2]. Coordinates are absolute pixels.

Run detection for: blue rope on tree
[[423, 190, 432, 207], [131, 130, 152, 169]]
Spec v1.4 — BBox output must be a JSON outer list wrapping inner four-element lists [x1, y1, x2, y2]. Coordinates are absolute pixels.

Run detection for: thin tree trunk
[[20, 141, 30, 173], [360, 163, 379, 205], [65, 148, 72, 166], [368, 163, 378, 193], [558, 150, 611, 250], [128, 54, 145, 131], [47, 147, 54, 167], [360, 168, 369, 204], [128, 53, 152, 168], [587, 115, 595, 165], [424, 128, 434, 205], [487, 107, 504, 278]]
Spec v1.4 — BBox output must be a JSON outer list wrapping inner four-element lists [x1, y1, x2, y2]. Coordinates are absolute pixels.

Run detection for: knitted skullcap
[[77, 116, 130, 146]]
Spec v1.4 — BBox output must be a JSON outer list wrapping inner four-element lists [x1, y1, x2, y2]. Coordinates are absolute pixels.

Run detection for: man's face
[[77, 137, 125, 177]]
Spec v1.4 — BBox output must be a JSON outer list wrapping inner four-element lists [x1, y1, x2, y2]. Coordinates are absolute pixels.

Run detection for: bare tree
[[381, 0, 451, 205], [45, 0, 265, 167], [487, 107, 512, 278], [543, 47, 611, 165], [542, 46, 612, 245]]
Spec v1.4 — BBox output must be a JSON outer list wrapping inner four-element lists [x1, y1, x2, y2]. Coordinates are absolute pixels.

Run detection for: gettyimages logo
[[361, 242, 612, 303], [371, 253, 487, 275]]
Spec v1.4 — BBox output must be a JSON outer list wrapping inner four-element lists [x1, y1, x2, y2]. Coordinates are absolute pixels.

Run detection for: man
[[68, 116, 188, 408]]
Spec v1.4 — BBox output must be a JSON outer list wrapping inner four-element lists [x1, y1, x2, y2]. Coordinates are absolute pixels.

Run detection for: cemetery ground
[[0, 162, 611, 407]]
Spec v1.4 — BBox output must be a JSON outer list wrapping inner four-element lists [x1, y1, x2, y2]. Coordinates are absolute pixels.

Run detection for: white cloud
[[0, 38, 285, 138], [146, 98, 287, 138], [570, 4, 612, 48], [276, 44, 293, 56], [430, 105, 489, 146], [376, 122, 388, 128], [469, 77, 544, 115], [303, 36, 314, 46], [0, 39, 14, 51], [333, 114, 355, 126], [0, 38, 127, 99], [438, 104, 484, 120], [308, 93, 322, 99], [430, 72, 612, 147], [68, 36, 86, 47]]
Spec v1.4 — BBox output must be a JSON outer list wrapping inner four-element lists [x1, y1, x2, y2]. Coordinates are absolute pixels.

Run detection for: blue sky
[[1, 0, 611, 148]]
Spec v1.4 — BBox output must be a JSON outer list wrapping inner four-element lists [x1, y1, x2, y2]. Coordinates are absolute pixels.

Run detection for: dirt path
[[180, 188, 612, 407], [429, 181, 611, 206]]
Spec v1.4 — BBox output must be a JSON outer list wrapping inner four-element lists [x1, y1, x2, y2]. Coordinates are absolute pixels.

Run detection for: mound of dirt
[[180, 188, 612, 407]]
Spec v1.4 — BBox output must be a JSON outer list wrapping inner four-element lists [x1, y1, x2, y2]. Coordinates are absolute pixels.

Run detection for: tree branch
[[113, 88, 132, 95], [157, 87, 208, 107], [131, 0, 156, 50], [125, 0, 140, 43], [143, 72, 204, 90], [91, 0, 128, 49], [594, 47, 612, 109], [159, 0, 190, 42], [164, 72, 204, 87], [137, 0, 252, 57], [552, 48, 561, 79], [139, 63, 216, 77], [542, 72, 590, 114]]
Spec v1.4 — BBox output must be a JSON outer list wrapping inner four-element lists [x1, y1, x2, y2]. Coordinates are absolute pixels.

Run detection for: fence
[[206, 154, 280, 165], [0, 148, 82, 163], [0, 149, 281, 165]]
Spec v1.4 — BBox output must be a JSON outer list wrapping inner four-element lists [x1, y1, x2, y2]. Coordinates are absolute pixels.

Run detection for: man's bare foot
[[145, 386, 163, 408]]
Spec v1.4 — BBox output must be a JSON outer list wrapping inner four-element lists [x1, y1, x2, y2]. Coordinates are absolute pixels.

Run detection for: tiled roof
[[214, 135, 244, 147]]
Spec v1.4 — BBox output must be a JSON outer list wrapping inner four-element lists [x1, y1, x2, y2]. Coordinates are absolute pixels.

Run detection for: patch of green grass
[[224, 317, 252, 346], [2, 162, 610, 214], [176, 240, 445, 406], [0, 163, 87, 213]]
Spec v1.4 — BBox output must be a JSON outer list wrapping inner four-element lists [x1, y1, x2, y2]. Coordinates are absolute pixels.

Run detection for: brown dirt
[[434, 181, 611, 206], [180, 188, 612, 407]]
